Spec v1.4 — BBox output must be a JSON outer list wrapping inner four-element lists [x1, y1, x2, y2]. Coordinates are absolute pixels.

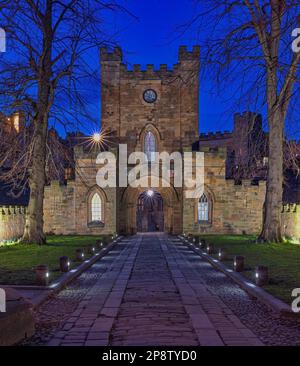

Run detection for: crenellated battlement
[[101, 45, 200, 79], [74, 144, 116, 160], [199, 146, 227, 155], [234, 111, 261, 119], [234, 111, 262, 129], [178, 45, 200, 61], [282, 203, 300, 213], [45, 180, 75, 190], [225, 178, 266, 188], [199, 131, 232, 139], [0, 205, 26, 242], [100, 46, 123, 62], [0, 205, 26, 215], [120, 62, 179, 78]]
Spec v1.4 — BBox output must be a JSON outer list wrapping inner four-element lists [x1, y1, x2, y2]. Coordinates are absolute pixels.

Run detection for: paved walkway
[[23, 234, 300, 346]]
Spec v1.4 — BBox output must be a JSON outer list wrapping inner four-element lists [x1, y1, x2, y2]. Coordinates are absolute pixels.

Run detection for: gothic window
[[91, 193, 102, 222], [144, 131, 156, 162], [198, 193, 209, 222]]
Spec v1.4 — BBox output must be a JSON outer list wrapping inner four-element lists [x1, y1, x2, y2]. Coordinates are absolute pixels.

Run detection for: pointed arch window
[[144, 131, 156, 162], [198, 193, 209, 222], [91, 193, 102, 222]]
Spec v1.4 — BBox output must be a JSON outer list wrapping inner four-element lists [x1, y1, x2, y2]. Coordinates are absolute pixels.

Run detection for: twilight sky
[[46, 0, 299, 139], [82, 0, 236, 136]]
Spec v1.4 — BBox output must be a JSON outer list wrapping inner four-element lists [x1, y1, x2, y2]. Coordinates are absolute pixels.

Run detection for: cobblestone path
[[23, 234, 300, 346]]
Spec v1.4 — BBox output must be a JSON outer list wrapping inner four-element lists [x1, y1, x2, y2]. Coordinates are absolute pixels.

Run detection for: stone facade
[[182, 147, 266, 235], [100, 46, 199, 150], [281, 204, 300, 242], [0, 48, 298, 240], [43, 46, 270, 237], [0, 205, 26, 242], [44, 146, 116, 235]]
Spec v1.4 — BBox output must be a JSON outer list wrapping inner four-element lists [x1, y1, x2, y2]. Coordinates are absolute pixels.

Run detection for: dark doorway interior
[[136, 190, 164, 232]]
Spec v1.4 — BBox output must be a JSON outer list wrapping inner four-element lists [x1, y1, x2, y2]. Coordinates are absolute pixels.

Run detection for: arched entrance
[[118, 181, 182, 235], [136, 190, 164, 232]]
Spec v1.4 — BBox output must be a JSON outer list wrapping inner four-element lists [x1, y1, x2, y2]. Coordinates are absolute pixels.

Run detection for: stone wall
[[44, 180, 76, 235], [0, 205, 26, 242], [42, 45, 299, 239], [44, 146, 117, 236], [183, 147, 266, 235], [281, 204, 300, 243]]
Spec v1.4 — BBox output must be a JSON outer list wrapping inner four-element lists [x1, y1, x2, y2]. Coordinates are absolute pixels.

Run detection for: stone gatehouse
[[43, 46, 266, 236]]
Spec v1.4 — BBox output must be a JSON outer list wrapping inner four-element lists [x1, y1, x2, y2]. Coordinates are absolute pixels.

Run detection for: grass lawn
[[195, 234, 300, 305], [0, 235, 109, 285]]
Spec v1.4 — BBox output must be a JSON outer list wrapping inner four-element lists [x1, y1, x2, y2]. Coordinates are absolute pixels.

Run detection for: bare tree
[[0, 0, 128, 244], [181, 0, 300, 242]]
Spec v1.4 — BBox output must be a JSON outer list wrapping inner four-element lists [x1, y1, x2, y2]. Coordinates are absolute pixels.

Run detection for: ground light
[[199, 239, 206, 248], [218, 248, 227, 261], [60, 256, 70, 272], [255, 265, 269, 286], [89, 246, 96, 254], [76, 248, 85, 262], [234, 255, 245, 272], [35, 264, 49, 286], [193, 237, 200, 245], [206, 243, 214, 254]]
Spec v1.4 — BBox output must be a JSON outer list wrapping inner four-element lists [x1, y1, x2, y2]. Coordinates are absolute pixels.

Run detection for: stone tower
[[100, 45, 200, 235], [100, 46, 200, 153]]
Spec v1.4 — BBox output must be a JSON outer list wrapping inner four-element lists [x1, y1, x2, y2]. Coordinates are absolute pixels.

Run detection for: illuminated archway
[[136, 190, 164, 232]]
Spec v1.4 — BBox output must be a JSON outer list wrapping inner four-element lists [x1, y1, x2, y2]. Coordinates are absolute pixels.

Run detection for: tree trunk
[[21, 0, 53, 245], [22, 120, 47, 244], [259, 110, 283, 243]]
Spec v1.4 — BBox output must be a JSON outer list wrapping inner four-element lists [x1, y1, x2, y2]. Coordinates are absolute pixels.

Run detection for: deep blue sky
[[84, 0, 236, 136]]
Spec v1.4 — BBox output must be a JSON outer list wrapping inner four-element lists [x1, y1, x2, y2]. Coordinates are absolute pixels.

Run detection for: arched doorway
[[136, 190, 164, 232], [118, 183, 182, 235]]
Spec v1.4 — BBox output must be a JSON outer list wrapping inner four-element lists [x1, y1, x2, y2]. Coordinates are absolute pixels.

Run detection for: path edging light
[[255, 265, 269, 286], [199, 238, 206, 249], [76, 248, 84, 262], [218, 248, 227, 261], [59, 256, 70, 272], [35, 264, 49, 286], [206, 243, 214, 254], [234, 255, 245, 272]]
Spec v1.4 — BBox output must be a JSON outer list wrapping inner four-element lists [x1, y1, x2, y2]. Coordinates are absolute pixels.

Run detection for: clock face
[[143, 89, 157, 103]]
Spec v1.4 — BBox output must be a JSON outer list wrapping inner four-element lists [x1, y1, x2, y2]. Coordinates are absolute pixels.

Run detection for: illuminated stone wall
[[0, 206, 26, 242], [182, 147, 267, 236], [43, 146, 117, 236], [281, 204, 300, 243]]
